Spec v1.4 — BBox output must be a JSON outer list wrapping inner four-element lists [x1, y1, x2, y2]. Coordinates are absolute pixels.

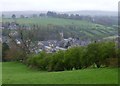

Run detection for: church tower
[[59, 31, 64, 40]]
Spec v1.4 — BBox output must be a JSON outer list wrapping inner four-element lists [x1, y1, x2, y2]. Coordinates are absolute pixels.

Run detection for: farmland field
[[3, 17, 92, 26], [2, 62, 118, 84], [2, 17, 117, 40]]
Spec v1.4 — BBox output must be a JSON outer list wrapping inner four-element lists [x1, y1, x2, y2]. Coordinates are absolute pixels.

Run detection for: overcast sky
[[0, 0, 119, 12]]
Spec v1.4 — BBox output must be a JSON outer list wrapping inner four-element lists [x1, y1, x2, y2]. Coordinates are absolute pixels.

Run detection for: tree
[[20, 15, 25, 18], [99, 42, 116, 66], [12, 14, 16, 19], [12, 14, 16, 23], [2, 42, 9, 61], [86, 43, 101, 68], [6, 43, 24, 61], [64, 47, 85, 70], [39, 13, 46, 17], [7, 26, 38, 62], [48, 51, 65, 71], [47, 11, 57, 17], [32, 14, 38, 18], [2, 14, 5, 18]]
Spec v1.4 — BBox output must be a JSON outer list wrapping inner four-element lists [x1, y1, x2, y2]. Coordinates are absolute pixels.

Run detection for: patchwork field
[[2, 17, 117, 40]]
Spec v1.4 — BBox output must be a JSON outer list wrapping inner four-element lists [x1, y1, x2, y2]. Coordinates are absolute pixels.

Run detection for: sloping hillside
[[2, 17, 117, 40]]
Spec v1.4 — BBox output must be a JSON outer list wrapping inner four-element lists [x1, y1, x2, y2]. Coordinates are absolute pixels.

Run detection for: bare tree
[[7, 26, 37, 61]]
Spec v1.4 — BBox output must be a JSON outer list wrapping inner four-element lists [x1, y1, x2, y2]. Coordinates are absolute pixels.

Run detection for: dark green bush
[[99, 42, 116, 66], [86, 42, 116, 68], [86, 43, 101, 68], [27, 51, 47, 70], [64, 47, 85, 70], [47, 50, 65, 71]]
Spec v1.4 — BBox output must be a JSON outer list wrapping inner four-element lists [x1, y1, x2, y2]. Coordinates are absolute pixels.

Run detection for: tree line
[[46, 11, 117, 26]]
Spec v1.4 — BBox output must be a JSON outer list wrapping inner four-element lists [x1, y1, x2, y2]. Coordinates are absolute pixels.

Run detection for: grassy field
[[2, 17, 94, 26], [2, 62, 118, 84], [0, 62, 2, 85]]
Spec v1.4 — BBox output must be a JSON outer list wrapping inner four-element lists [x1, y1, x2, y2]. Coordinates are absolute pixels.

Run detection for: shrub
[[26, 41, 118, 71], [27, 51, 47, 70], [86, 41, 116, 68], [64, 47, 84, 70], [99, 42, 116, 66], [86, 42, 100, 68], [47, 51, 65, 71]]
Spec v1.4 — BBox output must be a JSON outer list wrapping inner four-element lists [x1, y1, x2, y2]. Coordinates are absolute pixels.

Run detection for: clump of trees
[[26, 41, 119, 72]]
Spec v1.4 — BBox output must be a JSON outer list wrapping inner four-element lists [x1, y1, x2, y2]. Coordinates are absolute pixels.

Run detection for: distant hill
[[2, 10, 117, 18], [62, 10, 117, 16]]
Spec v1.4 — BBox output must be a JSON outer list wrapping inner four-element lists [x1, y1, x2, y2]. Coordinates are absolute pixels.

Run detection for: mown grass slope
[[0, 62, 2, 85], [2, 62, 118, 84]]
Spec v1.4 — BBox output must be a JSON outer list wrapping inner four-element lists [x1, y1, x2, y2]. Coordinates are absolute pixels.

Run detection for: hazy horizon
[[0, 0, 119, 12], [1, 10, 118, 12]]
